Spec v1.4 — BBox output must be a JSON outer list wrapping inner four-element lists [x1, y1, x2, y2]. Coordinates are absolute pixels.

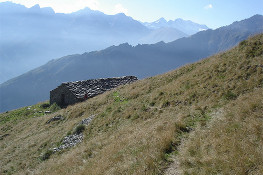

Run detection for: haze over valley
[[0, 1, 208, 83], [0, 13, 263, 112]]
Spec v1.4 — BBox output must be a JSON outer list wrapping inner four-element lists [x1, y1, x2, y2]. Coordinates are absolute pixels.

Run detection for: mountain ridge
[[0, 15, 262, 112], [0, 2, 208, 83], [143, 17, 209, 35]]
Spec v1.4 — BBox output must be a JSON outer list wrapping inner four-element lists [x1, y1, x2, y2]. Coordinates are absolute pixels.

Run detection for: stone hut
[[50, 76, 138, 107]]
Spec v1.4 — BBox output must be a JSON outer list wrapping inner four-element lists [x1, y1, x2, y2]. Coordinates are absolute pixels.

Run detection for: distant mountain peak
[[42, 7, 55, 14], [71, 7, 104, 16], [115, 13, 128, 18], [28, 4, 55, 14], [115, 42, 132, 49], [31, 4, 40, 9], [0, 1, 27, 14], [143, 17, 209, 35], [116, 12, 126, 16], [155, 17, 167, 24], [174, 18, 184, 21], [1, 1, 20, 6], [78, 6, 92, 12]]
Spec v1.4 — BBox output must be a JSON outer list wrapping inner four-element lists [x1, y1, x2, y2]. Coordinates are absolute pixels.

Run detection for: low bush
[[40, 103, 50, 109], [74, 124, 85, 135], [41, 150, 53, 161]]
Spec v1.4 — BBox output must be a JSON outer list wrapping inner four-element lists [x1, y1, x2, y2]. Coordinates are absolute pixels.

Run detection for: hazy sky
[[1, 0, 263, 29]]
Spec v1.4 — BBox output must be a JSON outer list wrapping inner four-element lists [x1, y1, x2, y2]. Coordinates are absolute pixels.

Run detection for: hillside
[[1, 14, 263, 113], [1, 34, 262, 174]]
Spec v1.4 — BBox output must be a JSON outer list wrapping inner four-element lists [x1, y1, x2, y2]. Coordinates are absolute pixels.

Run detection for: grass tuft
[[74, 124, 85, 135]]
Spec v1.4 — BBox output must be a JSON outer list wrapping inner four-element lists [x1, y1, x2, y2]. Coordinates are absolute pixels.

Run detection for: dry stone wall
[[50, 85, 79, 107]]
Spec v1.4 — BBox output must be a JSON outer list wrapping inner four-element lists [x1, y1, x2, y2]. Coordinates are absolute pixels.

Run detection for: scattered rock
[[80, 115, 95, 126], [53, 133, 83, 152], [52, 115, 95, 152], [0, 134, 9, 140], [46, 115, 64, 124], [44, 111, 51, 114], [175, 100, 182, 106], [40, 103, 50, 109], [164, 156, 183, 175]]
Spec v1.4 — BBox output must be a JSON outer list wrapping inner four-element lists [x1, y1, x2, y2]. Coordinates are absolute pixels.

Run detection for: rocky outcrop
[[80, 115, 95, 125], [53, 133, 83, 152], [52, 115, 95, 152], [46, 115, 64, 124]]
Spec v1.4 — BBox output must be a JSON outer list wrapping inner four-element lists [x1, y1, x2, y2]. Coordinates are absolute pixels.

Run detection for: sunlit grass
[[0, 34, 262, 175]]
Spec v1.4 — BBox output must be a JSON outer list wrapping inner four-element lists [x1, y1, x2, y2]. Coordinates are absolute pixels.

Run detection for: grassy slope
[[0, 34, 262, 175]]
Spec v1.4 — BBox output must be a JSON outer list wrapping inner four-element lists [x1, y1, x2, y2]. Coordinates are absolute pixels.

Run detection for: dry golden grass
[[0, 33, 262, 175], [178, 88, 263, 175]]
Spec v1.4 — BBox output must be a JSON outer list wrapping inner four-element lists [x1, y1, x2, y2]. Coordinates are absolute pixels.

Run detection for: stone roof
[[62, 76, 137, 99]]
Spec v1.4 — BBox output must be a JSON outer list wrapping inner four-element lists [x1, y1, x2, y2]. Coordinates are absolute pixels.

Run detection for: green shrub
[[149, 102, 156, 106], [162, 101, 170, 108], [106, 107, 112, 112], [159, 92, 164, 96], [141, 105, 148, 111], [66, 131, 72, 136], [224, 91, 237, 100], [40, 103, 50, 109], [49, 103, 61, 112], [239, 40, 247, 47], [132, 114, 140, 120], [100, 113, 106, 118], [41, 150, 53, 161], [74, 124, 85, 135]]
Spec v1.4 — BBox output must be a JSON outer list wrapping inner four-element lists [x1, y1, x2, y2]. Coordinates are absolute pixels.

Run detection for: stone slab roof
[[62, 76, 137, 99]]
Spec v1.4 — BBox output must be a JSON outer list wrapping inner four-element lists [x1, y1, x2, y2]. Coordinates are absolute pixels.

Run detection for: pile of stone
[[53, 133, 83, 152], [52, 115, 95, 152], [46, 115, 64, 124], [44, 111, 51, 114], [80, 115, 95, 126]]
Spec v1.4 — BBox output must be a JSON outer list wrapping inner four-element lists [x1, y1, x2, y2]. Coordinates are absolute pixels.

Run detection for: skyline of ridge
[[1, 0, 263, 29], [1, 14, 262, 112]]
